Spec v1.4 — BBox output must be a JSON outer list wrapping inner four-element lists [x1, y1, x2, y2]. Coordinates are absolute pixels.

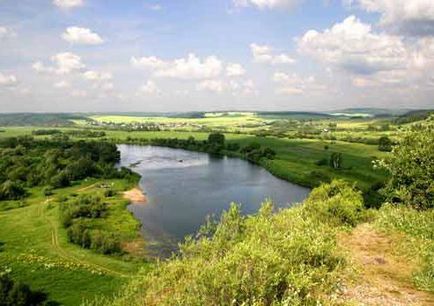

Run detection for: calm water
[[118, 145, 310, 255]]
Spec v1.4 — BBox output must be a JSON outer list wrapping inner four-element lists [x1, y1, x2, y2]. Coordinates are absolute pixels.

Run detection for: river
[[118, 145, 310, 256]]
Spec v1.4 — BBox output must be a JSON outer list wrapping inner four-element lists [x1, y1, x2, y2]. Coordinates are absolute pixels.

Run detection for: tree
[[0, 273, 50, 306], [208, 133, 225, 146], [329, 152, 342, 169], [378, 127, 434, 209], [0, 181, 26, 200], [378, 136, 392, 152], [50, 171, 70, 188]]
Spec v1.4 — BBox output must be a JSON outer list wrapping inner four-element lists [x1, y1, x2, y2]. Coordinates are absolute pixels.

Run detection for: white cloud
[[62, 27, 104, 45], [196, 79, 257, 95], [139, 80, 161, 95], [131, 56, 165, 70], [132, 53, 223, 80], [148, 4, 162, 11], [226, 63, 246, 77], [71, 89, 87, 97], [351, 0, 434, 35], [197, 80, 225, 93], [273, 72, 326, 95], [298, 15, 434, 89], [0, 72, 18, 87], [234, 0, 301, 10], [83, 70, 112, 81], [100, 82, 114, 92], [250, 43, 295, 65], [33, 52, 85, 75], [53, 0, 83, 9], [54, 80, 70, 88], [0, 26, 15, 40], [298, 16, 408, 75]]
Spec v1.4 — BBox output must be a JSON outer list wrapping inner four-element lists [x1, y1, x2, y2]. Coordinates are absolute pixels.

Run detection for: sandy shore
[[123, 187, 147, 204]]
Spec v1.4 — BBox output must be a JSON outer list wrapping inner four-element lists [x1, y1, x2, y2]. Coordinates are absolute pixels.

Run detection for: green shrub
[[0, 180, 26, 201], [378, 136, 392, 152], [42, 186, 54, 196], [315, 158, 328, 166], [304, 180, 365, 227], [378, 127, 434, 209], [0, 273, 53, 305]]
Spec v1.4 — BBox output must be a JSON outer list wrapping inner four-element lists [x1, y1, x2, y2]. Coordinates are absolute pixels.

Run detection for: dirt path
[[77, 182, 99, 192], [339, 223, 434, 306], [39, 200, 130, 278]]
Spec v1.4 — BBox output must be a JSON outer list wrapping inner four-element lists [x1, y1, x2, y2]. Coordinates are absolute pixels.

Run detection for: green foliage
[[315, 158, 328, 166], [31, 129, 62, 136], [226, 142, 240, 151], [329, 152, 343, 169], [0, 273, 54, 306], [378, 136, 392, 152], [304, 180, 366, 227], [60, 194, 122, 255], [379, 127, 434, 209], [50, 171, 71, 189], [109, 181, 364, 305], [207, 133, 225, 146], [0, 137, 124, 201], [0, 180, 26, 201]]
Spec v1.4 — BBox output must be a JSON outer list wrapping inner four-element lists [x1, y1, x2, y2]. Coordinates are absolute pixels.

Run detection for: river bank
[[123, 187, 147, 204]]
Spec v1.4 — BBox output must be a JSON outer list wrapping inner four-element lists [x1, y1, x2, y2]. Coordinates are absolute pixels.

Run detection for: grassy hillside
[[0, 113, 85, 126], [0, 180, 149, 305]]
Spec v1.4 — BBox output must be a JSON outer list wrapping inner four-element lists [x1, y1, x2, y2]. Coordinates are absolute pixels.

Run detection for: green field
[[0, 179, 149, 305]]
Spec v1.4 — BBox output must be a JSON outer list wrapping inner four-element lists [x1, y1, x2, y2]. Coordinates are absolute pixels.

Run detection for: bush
[[329, 152, 343, 169], [0, 180, 26, 200], [315, 158, 328, 166], [304, 180, 365, 227], [226, 143, 240, 151], [207, 133, 225, 146], [240, 142, 261, 154], [104, 189, 116, 197], [50, 171, 70, 189], [378, 136, 392, 152], [0, 273, 52, 305], [378, 127, 434, 209], [91, 231, 122, 255], [42, 186, 54, 196]]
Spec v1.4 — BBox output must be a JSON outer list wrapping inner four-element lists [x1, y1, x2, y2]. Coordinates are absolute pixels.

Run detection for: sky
[[1, 0, 434, 112]]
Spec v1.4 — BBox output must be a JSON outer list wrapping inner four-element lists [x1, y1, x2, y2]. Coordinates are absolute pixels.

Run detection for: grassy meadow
[[0, 179, 149, 305]]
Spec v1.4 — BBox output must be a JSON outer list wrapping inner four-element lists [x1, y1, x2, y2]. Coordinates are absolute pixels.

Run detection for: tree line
[[149, 133, 276, 164], [0, 136, 136, 201]]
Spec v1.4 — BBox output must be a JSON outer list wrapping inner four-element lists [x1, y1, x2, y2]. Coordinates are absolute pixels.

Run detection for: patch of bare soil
[[124, 187, 147, 204], [338, 223, 434, 306]]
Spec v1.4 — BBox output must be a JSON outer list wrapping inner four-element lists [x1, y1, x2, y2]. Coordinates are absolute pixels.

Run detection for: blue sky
[[1, 0, 434, 112]]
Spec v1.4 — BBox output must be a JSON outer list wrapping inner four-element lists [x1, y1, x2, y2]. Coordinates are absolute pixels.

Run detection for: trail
[[39, 199, 130, 278], [339, 223, 434, 306], [76, 182, 99, 192]]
